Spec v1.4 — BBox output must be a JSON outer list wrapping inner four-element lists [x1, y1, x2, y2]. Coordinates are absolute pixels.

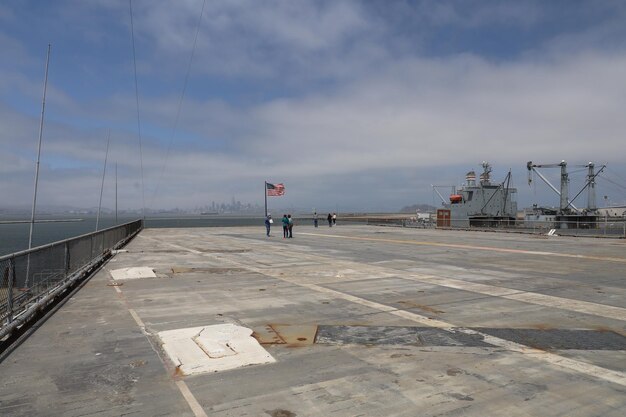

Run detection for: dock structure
[[1, 225, 625, 416]]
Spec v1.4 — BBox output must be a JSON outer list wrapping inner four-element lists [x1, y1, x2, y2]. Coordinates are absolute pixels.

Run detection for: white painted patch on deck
[[109, 266, 156, 280], [158, 324, 275, 375]]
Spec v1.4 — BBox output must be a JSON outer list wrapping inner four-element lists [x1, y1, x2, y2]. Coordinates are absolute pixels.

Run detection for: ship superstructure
[[437, 162, 517, 227]]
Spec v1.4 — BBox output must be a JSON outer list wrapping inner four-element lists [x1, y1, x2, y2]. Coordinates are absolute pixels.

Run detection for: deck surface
[[1, 225, 625, 416]]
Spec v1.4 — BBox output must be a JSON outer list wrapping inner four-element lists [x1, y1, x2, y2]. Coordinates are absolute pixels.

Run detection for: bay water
[[0, 214, 266, 256]]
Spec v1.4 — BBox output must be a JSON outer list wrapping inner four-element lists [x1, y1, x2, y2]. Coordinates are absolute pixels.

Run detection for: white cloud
[[2, 1, 626, 211]]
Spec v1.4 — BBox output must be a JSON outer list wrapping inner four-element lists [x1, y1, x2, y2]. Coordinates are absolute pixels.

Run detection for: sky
[[1, 0, 626, 213]]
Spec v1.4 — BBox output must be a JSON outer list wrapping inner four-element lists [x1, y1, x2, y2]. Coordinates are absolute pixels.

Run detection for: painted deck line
[[107, 269, 207, 417], [140, 233, 626, 322], [292, 232, 626, 320], [252, 270, 626, 388], [299, 232, 626, 264], [402, 274, 626, 321], [175, 380, 210, 417], [141, 235, 626, 388]]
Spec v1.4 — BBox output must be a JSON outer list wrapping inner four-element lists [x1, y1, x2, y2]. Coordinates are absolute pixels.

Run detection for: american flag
[[266, 182, 285, 196]]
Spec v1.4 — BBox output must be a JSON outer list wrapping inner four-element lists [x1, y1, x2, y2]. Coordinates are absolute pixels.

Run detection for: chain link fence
[[1, 219, 142, 339]]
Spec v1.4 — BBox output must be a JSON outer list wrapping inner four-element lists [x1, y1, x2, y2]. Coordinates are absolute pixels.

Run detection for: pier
[[1, 225, 625, 416]]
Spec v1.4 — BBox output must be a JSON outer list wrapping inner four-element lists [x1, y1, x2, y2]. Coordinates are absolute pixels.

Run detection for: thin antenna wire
[[115, 162, 118, 224], [28, 44, 51, 250], [96, 130, 111, 231], [129, 0, 146, 220], [150, 0, 207, 207]]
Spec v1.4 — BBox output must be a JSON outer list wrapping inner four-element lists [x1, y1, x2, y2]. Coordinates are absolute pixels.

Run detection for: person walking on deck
[[332, 213, 337, 225], [327, 213, 333, 227], [282, 214, 289, 238], [313, 212, 318, 228]]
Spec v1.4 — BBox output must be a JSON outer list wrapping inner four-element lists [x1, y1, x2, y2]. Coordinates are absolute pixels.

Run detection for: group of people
[[265, 212, 337, 236], [281, 214, 294, 238], [312, 212, 336, 227], [264, 214, 294, 238]]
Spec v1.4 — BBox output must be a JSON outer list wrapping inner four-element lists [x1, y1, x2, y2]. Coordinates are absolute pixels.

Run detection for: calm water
[[0, 215, 267, 256]]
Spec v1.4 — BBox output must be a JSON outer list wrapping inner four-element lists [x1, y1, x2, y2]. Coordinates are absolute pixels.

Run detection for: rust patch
[[592, 325, 626, 337], [252, 325, 286, 345], [253, 324, 318, 347], [271, 324, 318, 347], [173, 365, 185, 378], [529, 323, 554, 331], [397, 300, 444, 314]]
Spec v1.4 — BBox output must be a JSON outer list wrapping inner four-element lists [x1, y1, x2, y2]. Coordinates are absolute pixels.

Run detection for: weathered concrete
[[1, 225, 625, 416]]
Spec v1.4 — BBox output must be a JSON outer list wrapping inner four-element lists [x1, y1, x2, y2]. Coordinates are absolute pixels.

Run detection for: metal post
[[65, 241, 71, 277], [7, 258, 15, 324], [264, 181, 268, 218], [587, 163, 596, 210], [559, 160, 568, 212]]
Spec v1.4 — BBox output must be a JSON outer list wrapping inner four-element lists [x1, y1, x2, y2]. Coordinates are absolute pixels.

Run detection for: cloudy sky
[[2, 0, 626, 213]]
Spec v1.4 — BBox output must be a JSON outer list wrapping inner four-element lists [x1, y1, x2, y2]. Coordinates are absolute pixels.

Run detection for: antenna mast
[[115, 162, 118, 224], [96, 130, 111, 231], [28, 44, 51, 250]]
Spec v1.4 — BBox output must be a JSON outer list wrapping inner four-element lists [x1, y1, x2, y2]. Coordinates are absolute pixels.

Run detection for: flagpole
[[264, 181, 268, 218]]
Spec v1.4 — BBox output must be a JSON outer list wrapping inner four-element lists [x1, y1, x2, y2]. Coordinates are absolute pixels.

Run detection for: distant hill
[[399, 204, 437, 213]]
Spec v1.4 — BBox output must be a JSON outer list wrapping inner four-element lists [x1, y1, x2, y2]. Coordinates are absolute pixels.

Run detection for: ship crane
[[431, 184, 455, 206], [527, 160, 605, 214]]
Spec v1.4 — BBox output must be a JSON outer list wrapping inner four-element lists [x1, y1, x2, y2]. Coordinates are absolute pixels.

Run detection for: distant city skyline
[[1, 1, 625, 212]]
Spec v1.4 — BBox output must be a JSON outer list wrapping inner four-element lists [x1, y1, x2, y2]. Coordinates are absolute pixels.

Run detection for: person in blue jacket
[[282, 214, 289, 238]]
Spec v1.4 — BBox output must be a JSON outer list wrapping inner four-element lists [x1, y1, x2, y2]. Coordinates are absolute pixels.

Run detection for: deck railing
[[434, 218, 626, 238], [0, 219, 143, 339]]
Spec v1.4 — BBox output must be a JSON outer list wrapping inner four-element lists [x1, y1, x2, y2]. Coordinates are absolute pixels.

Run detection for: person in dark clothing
[[327, 213, 333, 227], [287, 214, 294, 238], [264, 214, 272, 237], [313, 212, 318, 228], [282, 214, 289, 238]]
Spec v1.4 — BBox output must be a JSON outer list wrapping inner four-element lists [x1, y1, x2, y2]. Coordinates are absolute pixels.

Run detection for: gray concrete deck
[[1, 225, 625, 416]]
